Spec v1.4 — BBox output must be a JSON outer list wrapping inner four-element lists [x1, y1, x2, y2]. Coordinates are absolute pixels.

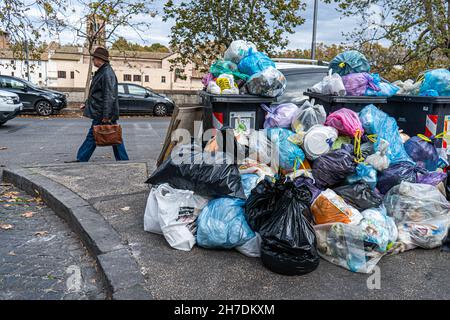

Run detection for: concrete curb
[[2, 166, 152, 300]]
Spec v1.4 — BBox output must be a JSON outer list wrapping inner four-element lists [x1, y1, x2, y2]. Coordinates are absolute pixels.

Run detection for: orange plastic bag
[[311, 189, 362, 225]]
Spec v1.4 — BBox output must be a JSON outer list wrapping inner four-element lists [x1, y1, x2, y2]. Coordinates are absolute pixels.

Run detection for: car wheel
[[35, 100, 53, 116], [153, 104, 168, 116]]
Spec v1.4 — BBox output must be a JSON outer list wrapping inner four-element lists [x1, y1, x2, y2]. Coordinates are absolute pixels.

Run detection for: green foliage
[[163, 0, 307, 73], [111, 37, 170, 52], [325, 0, 450, 63]]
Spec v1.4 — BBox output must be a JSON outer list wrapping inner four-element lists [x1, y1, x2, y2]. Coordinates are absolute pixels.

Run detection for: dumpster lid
[[304, 92, 388, 104], [389, 95, 450, 103], [199, 90, 277, 103]]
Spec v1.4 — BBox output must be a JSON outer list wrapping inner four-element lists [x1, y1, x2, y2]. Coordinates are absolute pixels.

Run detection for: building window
[[161, 76, 166, 83], [10, 60, 14, 65], [58, 71, 66, 79], [39, 73, 42, 78], [38, 61, 41, 66], [123, 74, 131, 81], [133, 74, 141, 82], [70, 71, 75, 79], [145, 75, 149, 82], [11, 72, 14, 77]]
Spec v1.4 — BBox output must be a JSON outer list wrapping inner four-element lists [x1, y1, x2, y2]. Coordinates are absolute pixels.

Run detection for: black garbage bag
[[259, 181, 320, 276], [334, 182, 383, 211], [146, 144, 246, 199], [312, 148, 357, 188], [361, 141, 375, 159], [244, 177, 287, 232], [377, 161, 426, 194]]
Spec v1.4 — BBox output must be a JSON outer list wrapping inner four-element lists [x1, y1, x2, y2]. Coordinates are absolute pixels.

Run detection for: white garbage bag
[[310, 71, 346, 96], [144, 184, 208, 251], [365, 139, 390, 171], [224, 40, 258, 64], [207, 81, 221, 95]]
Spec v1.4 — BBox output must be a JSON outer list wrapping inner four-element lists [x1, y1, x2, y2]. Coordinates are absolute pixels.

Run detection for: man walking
[[75, 47, 129, 162]]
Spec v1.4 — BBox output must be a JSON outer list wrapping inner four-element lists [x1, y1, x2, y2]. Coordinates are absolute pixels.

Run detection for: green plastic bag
[[210, 59, 250, 81]]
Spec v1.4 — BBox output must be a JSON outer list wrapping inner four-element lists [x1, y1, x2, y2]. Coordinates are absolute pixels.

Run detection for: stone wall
[[49, 87, 201, 107]]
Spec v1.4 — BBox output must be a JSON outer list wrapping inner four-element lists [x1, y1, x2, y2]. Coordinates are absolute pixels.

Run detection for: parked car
[[0, 89, 23, 126], [118, 83, 175, 116], [0, 75, 67, 116], [274, 62, 329, 104]]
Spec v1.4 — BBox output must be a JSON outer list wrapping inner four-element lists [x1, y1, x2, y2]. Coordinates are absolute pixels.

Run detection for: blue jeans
[[77, 120, 129, 162]]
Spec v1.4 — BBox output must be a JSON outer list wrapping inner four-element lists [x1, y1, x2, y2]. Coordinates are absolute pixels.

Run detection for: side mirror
[[145, 92, 151, 98]]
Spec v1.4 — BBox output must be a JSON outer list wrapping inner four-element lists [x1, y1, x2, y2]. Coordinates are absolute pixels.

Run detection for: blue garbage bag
[[238, 48, 276, 76], [196, 198, 255, 249], [241, 174, 259, 198], [365, 73, 399, 97], [266, 128, 306, 172], [346, 163, 377, 190], [359, 104, 413, 165], [329, 50, 371, 76], [377, 162, 426, 194], [419, 69, 450, 96], [404, 135, 439, 171], [420, 89, 439, 97]]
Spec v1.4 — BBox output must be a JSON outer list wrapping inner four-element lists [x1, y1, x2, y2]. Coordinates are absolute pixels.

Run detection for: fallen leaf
[[3, 204, 11, 207], [35, 231, 49, 237], [8, 251, 16, 256], [121, 206, 130, 212], [0, 147, 7, 151], [0, 224, 13, 230], [22, 211, 35, 218]]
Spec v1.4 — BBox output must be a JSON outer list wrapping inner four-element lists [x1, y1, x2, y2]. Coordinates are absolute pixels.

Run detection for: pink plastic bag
[[342, 73, 379, 96], [325, 108, 364, 137], [261, 103, 298, 129]]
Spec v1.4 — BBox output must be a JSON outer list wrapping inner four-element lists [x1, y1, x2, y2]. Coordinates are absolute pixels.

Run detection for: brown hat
[[92, 47, 109, 62]]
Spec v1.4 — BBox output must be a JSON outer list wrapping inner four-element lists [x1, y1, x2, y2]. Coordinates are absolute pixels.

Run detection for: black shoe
[[64, 160, 80, 163]]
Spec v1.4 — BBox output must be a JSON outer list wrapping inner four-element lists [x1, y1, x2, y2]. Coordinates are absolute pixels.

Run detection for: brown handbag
[[93, 124, 123, 146]]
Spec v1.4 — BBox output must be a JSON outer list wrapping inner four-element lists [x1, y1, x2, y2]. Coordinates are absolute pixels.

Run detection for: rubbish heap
[[311, 50, 450, 97], [143, 46, 450, 276], [202, 40, 286, 98]]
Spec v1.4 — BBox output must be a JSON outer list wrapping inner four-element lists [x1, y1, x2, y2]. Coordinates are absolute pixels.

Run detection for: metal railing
[[271, 58, 329, 66]]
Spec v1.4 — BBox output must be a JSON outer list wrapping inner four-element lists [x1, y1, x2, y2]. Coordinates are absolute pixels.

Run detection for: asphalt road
[[0, 116, 170, 167]]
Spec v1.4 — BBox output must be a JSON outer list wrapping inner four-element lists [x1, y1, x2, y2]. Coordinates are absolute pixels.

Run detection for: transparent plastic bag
[[330, 50, 371, 76], [224, 40, 257, 64], [291, 100, 327, 133], [392, 79, 421, 95], [310, 71, 346, 96], [314, 223, 384, 273], [196, 197, 255, 249], [210, 59, 250, 81], [235, 233, 262, 257], [266, 128, 305, 172], [245, 67, 287, 98], [365, 73, 399, 97], [206, 81, 221, 94], [311, 189, 363, 225], [261, 103, 299, 129], [383, 181, 450, 249]]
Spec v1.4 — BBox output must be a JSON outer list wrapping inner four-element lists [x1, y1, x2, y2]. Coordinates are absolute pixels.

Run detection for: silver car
[[0, 89, 23, 126]]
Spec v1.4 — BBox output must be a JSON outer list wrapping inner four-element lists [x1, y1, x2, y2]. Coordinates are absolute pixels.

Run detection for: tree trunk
[[84, 46, 94, 100]]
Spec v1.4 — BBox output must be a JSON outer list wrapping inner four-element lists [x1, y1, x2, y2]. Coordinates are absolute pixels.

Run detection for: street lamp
[[311, 0, 319, 60]]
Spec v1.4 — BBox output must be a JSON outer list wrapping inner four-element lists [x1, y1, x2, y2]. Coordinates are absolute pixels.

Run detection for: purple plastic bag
[[417, 171, 447, 186], [202, 73, 214, 87], [377, 162, 427, 194], [404, 136, 439, 172], [261, 103, 298, 129], [293, 176, 322, 204], [325, 108, 364, 137], [342, 72, 380, 96], [312, 148, 357, 188]]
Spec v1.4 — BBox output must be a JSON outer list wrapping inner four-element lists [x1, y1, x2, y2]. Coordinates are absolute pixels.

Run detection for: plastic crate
[[199, 91, 275, 131]]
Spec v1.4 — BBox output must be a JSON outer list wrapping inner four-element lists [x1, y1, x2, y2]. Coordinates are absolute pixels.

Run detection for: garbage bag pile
[[203, 40, 286, 98], [144, 97, 450, 275], [311, 50, 449, 97]]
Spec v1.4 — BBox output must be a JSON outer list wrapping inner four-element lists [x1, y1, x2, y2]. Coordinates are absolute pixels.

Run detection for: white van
[[0, 89, 23, 126]]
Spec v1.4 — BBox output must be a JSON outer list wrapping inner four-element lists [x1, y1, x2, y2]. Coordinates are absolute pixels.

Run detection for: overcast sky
[[54, 0, 362, 50]]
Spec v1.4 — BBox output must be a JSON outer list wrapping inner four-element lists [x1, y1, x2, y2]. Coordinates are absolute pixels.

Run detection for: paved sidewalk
[[15, 161, 450, 300], [0, 184, 105, 300]]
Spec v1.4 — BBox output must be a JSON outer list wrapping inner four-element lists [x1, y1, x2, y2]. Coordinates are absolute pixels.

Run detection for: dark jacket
[[84, 63, 119, 121]]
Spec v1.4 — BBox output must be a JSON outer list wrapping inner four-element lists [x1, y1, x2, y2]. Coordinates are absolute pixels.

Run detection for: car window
[[278, 71, 327, 104], [0, 77, 26, 90], [118, 85, 125, 94], [127, 85, 147, 96]]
